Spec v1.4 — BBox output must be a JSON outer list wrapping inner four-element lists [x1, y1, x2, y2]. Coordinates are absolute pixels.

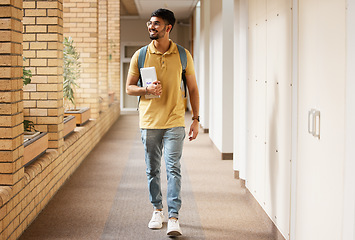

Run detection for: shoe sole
[[148, 224, 163, 229], [167, 230, 182, 236]]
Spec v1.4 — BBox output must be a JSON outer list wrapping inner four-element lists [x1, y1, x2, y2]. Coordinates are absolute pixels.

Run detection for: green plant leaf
[[23, 120, 37, 132], [22, 57, 32, 86], [63, 36, 81, 110]]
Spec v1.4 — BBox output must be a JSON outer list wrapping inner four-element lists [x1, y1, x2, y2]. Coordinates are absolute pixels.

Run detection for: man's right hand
[[147, 81, 162, 96]]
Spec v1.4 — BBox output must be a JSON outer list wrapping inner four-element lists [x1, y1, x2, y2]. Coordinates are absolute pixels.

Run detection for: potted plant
[[63, 36, 90, 126], [22, 57, 48, 166]]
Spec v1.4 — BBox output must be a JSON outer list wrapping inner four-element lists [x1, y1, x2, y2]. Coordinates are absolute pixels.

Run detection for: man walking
[[126, 8, 200, 237]]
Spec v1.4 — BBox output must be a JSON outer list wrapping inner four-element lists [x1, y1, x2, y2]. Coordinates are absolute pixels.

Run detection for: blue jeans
[[140, 127, 185, 219]]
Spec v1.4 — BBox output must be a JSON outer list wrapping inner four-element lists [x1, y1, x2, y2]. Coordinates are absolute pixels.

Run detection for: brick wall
[[99, 0, 109, 112], [0, 105, 120, 239], [63, 0, 100, 119], [0, 1, 24, 189], [0, 0, 121, 238], [62, 0, 120, 118], [108, 0, 120, 103], [23, 0, 64, 150]]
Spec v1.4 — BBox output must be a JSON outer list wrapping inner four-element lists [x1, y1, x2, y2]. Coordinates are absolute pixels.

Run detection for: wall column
[[0, 1, 24, 188], [209, 0, 234, 159], [99, 0, 109, 112], [233, 0, 248, 178], [108, 0, 120, 104], [199, 0, 210, 132], [23, 0, 64, 150], [342, 0, 355, 238]]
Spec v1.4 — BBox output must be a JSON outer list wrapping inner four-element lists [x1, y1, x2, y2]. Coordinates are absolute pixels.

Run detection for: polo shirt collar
[[148, 40, 177, 55]]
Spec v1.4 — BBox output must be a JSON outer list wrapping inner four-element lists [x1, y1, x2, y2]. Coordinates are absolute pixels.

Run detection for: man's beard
[[149, 34, 159, 40], [149, 27, 166, 40]]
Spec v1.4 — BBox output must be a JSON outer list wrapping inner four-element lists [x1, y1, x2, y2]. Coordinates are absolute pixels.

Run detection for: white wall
[[120, 19, 151, 45], [233, 0, 248, 177], [343, 1, 355, 239], [198, 0, 210, 130], [209, 0, 234, 154], [290, 0, 298, 238], [194, 0, 355, 239], [209, 0, 223, 148], [193, 3, 200, 89]]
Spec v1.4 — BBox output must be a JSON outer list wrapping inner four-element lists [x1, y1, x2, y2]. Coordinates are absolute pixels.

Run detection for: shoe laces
[[152, 211, 163, 221], [169, 218, 179, 225]]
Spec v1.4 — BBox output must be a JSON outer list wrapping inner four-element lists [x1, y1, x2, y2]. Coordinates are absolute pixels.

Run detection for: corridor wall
[[0, 1, 121, 239], [343, 0, 355, 239], [208, 0, 234, 158], [195, 0, 354, 239], [198, 0, 210, 131], [233, 0, 248, 179], [197, 0, 291, 237], [247, 0, 292, 238]]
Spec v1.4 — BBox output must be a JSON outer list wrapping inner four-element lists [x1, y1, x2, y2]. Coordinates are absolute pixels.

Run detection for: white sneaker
[[167, 218, 182, 236], [148, 210, 164, 229]]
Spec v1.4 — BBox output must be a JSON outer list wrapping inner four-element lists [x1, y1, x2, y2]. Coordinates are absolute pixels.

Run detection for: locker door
[[264, 0, 292, 236], [296, 0, 346, 239], [247, 0, 267, 204], [248, 0, 293, 238]]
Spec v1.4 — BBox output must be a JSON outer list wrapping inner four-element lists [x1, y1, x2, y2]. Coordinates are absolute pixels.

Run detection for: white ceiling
[[134, 0, 199, 20]]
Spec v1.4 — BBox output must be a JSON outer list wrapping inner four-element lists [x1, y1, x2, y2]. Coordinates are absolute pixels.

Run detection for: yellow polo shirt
[[129, 40, 195, 129]]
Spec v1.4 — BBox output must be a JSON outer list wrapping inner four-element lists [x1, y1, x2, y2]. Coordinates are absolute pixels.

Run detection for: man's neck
[[153, 38, 171, 54]]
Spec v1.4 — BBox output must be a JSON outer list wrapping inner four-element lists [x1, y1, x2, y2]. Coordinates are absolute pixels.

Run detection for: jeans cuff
[[169, 213, 179, 219], [154, 204, 163, 210]]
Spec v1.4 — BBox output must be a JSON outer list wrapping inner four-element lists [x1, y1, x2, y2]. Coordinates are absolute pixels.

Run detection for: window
[[121, 44, 143, 110]]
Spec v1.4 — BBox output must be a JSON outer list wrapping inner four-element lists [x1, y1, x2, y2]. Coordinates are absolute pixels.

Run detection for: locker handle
[[313, 111, 320, 139], [308, 109, 320, 139], [308, 110, 314, 134]]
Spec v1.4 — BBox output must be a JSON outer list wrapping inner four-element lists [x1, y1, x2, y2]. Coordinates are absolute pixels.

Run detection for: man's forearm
[[126, 85, 147, 96], [189, 89, 200, 118]]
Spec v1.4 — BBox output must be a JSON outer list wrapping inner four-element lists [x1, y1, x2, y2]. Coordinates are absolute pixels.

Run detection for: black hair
[[151, 8, 176, 32]]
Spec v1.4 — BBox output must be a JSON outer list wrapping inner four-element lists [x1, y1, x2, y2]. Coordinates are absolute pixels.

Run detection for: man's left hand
[[189, 120, 199, 141]]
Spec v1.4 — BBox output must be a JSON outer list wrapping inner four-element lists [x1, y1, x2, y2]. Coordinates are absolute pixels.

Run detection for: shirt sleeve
[[128, 50, 140, 77], [185, 49, 195, 76]]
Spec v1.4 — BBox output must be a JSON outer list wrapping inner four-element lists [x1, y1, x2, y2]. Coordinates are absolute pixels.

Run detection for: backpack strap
[[176, 44, 187, 70], [137, 45, 148, 87], [137, 45, 149, 108], [176, 44, 188, 97]]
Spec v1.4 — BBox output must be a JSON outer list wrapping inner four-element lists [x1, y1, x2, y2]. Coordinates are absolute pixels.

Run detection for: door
[[296, 0, 346, 239]]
